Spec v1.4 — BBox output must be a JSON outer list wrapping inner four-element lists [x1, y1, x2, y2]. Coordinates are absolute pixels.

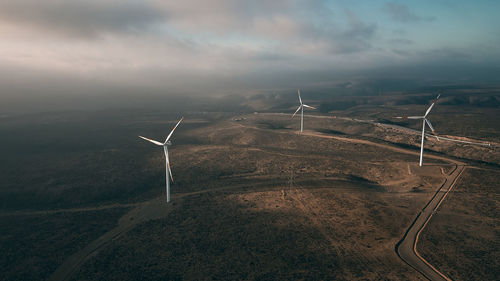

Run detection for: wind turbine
[[394, 94, 441, 166], [292, 89, 316, 132], [139, 117, 183, 202]]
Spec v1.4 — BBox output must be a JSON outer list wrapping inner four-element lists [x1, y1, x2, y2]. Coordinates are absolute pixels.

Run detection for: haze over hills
[[1, 0, 500, 113]]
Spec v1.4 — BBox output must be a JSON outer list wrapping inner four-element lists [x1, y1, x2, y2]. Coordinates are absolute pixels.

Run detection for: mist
[[1, 0, 499, 113]]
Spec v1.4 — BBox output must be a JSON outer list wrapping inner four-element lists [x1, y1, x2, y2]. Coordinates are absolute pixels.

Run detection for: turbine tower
[[292, 89, 316, 132], [139, 117, 183, 202], [394, 94, 441, 166]]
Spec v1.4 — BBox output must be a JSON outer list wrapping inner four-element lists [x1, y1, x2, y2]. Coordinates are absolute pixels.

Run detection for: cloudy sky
[[1, 0, 499, 104]]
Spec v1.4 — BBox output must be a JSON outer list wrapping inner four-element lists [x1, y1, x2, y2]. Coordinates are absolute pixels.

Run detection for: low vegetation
[[0, 208, 129, 281], [418, 168, 500, 281], [0, 87, 497, 280]]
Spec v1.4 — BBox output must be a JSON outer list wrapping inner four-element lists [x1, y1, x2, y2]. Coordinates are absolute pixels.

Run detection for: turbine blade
[[297, 89, 302, 104], [424, 104, 435, 117], [167, 159, 173, 182], [425, 118, 440, 141], [393, 116, 423, 119], [303, 104, 316, 109], [292, 106, 301, 118], [424, 94, 441, 117], [138, 136, 164, 146], [165, 148, 174, 182], [165, 117, 184, 143], [424, 118, 435, 132]]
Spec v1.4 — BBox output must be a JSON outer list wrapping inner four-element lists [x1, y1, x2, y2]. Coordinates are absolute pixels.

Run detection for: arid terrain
[[0, 89, 498, 280], [418, 167, 500, 281], [65, 114, 450, 281]]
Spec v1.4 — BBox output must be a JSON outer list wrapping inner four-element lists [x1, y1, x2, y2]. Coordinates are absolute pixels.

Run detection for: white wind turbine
[[394, 94, 441, 166], [139, 117, 183, 202], [292, 89, 316, 132]]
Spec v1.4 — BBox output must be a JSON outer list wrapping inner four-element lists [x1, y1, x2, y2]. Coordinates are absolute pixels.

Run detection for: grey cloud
[[250, 51, 293, 62], [299, 11, 377, 55], [0, 0, 377, 56], [0, 0, 166, 37], [268, 10, 377, 56], [391, 49, 412, 56], [384, 2, 435, 23], [156, 0, 306, 35], [0, 0, 498, 109], [418, 48, 470, 60], [389, 38, 414, 45], [337, 11, 377, 53]]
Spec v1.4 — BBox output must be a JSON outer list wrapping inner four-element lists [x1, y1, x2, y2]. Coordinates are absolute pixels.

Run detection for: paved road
[[396, 164, 465, 281], [260, 112, 493, 147], [258, 113, 473, 280]]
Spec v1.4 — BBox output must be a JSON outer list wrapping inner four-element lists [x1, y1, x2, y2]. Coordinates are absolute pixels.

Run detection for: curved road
[[396, 164, 465, 281], [260, 114, 469, 281]]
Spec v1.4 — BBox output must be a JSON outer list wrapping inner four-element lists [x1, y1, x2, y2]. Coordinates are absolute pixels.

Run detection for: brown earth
[[64, 114, 457, 281], [3, 110, 496, 281], [418, 167, 500, 281]]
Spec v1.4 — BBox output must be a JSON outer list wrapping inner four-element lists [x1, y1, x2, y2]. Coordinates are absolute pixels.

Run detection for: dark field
[[72, 189, 425, 281], [0, 88, 498, 280], [0, 111, 209, 210], [0, 207, 129, 281]]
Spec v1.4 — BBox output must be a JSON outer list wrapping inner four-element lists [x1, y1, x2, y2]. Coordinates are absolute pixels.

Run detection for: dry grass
[[2, 107, 496, 280], [418, 168, 500, 281], [0, 208, 129, 281], [70, 114, 454, 280]]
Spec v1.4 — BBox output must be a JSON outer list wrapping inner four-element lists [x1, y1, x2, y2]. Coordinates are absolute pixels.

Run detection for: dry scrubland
[[0, 112, 210, 210], [0, 208, 129, 281], [68, 114, 454, 280], [418, 168, 500, 281], [73, 191, 421, 281], [1, 90, 498, 281], [331, 104, 500, 165]]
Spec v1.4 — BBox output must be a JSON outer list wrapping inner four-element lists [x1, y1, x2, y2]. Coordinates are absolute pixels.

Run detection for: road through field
[[261, 114, 467, 281], [288, 119, 466, 281], [260, 112, 493, 147], [396, 164, 465, 281]]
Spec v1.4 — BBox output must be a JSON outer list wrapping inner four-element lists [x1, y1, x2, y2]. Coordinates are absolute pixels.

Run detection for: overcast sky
[[1, 0, 499, 104]]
